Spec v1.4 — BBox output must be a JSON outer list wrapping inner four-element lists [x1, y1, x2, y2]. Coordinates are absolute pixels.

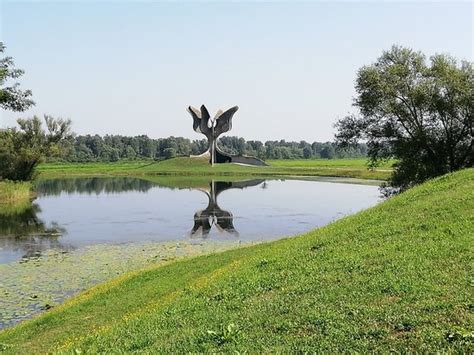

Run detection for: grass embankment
[[1, 169, 472, 352], [38, 157, 392, 180], [0, 181, 32, 213]]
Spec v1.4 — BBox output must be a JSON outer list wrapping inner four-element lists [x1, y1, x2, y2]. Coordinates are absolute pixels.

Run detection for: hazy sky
[[0, 1, 472, 142]]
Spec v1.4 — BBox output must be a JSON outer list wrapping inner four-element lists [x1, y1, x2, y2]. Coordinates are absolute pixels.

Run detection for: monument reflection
[[190, 179, 265, 238], [0, 177, 267, 263]]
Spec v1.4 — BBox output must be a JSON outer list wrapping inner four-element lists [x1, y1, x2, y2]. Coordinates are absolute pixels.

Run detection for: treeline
[[36, 177, 155, 196], [57, 135, 368, 162]]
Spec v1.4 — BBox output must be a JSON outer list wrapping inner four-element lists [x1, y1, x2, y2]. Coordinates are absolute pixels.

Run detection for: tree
[[0, 115, 72, 181], [0, 42, 34, 112], [163, 147, 176, 159], [302, 146, 312, 159], [236, 137, 246, 155], [89, 135, 103, 157], [320, 144, 335, 159], [123, 146, 137, 160], [336, 46, 473, 192]]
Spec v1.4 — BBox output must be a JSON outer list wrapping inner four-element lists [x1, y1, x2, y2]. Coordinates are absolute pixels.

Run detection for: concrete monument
[[187, 105, 267, 166]]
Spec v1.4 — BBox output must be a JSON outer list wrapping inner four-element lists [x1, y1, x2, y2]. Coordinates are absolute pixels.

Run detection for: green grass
[[38, 157, 392, 180], [267, 158, 394, 168], [0, 181, 32, 206], [1, 169, 472, 353]]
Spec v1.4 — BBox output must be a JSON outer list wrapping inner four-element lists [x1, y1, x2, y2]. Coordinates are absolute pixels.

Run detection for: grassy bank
[[38, 157, 392, 180], [0, 181, 31, 206], [1, 169, 471, 352]]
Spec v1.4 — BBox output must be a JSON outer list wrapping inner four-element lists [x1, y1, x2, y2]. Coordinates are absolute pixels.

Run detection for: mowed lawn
[[0, 169, 471, 353], [38, 157, 392, 180]]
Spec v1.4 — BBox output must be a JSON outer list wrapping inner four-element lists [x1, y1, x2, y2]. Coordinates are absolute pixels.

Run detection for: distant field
[[1, 169, 471, 353], [38, 158, 392, 181], [267, 158, 394, 168]]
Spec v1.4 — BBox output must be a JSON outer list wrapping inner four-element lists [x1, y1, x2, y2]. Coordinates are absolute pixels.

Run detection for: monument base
[[191, 148, 267, 166], [215, 147, 267, 166]]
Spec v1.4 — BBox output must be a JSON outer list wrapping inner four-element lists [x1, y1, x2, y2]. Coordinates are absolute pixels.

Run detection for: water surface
[[1, 177, 380, 264]]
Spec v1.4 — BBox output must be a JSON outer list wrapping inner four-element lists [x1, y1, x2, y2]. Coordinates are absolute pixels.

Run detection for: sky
[[0, 1, 472, 142]]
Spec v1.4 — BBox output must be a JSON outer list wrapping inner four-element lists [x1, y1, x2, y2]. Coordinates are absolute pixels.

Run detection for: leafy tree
[[0, 115, 72, 181], [336, 46, 473, 192], [311, 142, 323, 158], [100, 146, 120, 162], [163, 147, 176, 159], [303, 146, 313, 159], [193, 139, 208, 155], [0, 42, 34, 111], [89, 135, 103, 157], [123, 146, 137, 159], [236, 138, 246, 155], [320, 144, 335, 159], [74, 144, 94, 162]]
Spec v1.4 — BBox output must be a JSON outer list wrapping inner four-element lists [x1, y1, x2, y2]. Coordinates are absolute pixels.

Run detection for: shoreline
[[0, 239, 250, 330]]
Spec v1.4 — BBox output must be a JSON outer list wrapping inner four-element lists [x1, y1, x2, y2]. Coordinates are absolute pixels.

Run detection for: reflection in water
[[0, 176, 381, 264], [2, 177, 266, 262], [1, 177, 157, 262], [0, 204, 67, 262], [191, 180, 264, 238], [39, 177, 267, 239], [36, 177, 155, 196]]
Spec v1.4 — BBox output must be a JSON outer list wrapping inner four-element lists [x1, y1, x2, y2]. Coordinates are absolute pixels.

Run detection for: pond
[[0, 176, 380, 328]]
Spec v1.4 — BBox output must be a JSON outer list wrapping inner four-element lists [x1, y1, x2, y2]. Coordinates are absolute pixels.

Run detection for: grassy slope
[[38, 157, 391, 180], [1, 169, 472, 353]]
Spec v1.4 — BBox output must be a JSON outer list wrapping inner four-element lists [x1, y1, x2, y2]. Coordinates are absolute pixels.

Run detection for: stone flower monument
[[187, 105, 266, 166]]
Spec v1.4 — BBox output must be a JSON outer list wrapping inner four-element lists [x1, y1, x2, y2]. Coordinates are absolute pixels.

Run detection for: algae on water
[[0, 240, 246, 329]]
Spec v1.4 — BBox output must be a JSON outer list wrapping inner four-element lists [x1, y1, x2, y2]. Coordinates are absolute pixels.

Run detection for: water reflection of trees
[[36, 177, 156, 196], [191, 179, 265, 238], [1, 177, 268, 261], [0, 203, 68, 260]]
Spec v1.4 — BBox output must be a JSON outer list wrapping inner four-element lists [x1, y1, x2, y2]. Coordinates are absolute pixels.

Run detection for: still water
[[1, 177, 380, 264]]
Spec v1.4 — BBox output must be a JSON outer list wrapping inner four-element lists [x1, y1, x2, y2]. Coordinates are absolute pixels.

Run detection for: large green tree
[[0, 42, 34, 111], [336, 45, 473, 193]]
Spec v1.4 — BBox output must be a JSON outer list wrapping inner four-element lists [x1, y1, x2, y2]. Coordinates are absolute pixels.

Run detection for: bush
[[0, 115, 72, 181]]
